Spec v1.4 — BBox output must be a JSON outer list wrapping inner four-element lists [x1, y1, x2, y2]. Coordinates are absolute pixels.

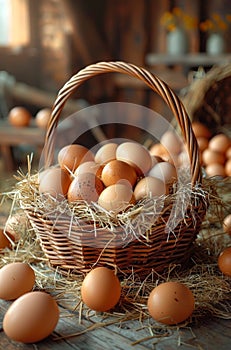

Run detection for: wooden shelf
[[0, 120, 45, 171], [145, 53, 231, 67]]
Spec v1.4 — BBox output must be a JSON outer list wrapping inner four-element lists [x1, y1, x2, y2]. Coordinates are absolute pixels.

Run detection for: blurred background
[[0, 0, 231, 174]]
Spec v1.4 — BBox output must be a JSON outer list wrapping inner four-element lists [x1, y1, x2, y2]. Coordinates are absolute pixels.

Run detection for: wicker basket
[[182, 63, 231, 137], [22, 61, 207, 277]]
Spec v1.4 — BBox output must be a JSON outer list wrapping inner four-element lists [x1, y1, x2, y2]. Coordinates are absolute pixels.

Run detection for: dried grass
[[0, 165, 231, 342]]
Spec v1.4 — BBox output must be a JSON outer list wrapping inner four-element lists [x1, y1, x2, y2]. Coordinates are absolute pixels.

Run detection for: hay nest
[[181, 64, 231, 136], [1, 170, 231, 342]]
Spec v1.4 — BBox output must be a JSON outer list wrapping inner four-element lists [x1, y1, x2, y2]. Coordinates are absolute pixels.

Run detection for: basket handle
[[44, 61, 201, 186]]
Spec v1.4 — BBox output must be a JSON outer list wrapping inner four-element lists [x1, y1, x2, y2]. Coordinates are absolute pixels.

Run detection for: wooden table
[[0, 120, 46, 171], [0, 298, 231, 349]]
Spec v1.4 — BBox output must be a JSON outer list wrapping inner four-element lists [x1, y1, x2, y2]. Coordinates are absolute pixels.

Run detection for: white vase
[[166, 28, 188, 55], [206, 33, 225, 55]]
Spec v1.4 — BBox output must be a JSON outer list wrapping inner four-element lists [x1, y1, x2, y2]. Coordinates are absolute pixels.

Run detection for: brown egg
[[191, 121, 211, 139], [223, 214, 231, 235], [95, 143, 118, 164], [4, 213, 26, 242], [58, 144, 94, 172], [202, 149, 226, 166], [116, 142, 152, 176], [98, 184, 135, 213], [35, 108, 51, 129], [81, 267, 121, 312], [226, 147, 231, 159], [0, 228, 14, 250], [134, 176, 167, 201], [205, 163, 226, 177], [208, 133, 230, 154], [101, 160, 137, 187], [225, 158, 231, 176], [39, 167, 71, 198], [149, 143, 170, 161], [147, 281, 195, 325], [3, 291, 59, 343], [0, 262, 35, 300], [218, 246, 231, 277], [8, 107, 32, 127], [67, 173, 104, 203], [148, 161, 177, 184], [74, 161, 103, 178], [160, 130, 183, 155], [197, 137, 209, 152]]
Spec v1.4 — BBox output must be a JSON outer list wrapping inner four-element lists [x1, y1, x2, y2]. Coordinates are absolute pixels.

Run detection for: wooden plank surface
[[0, 298, 231, 349]]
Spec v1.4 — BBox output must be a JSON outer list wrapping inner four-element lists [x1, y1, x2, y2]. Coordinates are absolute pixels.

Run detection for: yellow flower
[[172, 7, 182, 17], [160, 7, 197, 32], [200, 13, 230, 33]]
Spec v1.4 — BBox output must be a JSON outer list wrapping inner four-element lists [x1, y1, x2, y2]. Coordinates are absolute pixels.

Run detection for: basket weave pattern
[[23, 62, 207, 276]]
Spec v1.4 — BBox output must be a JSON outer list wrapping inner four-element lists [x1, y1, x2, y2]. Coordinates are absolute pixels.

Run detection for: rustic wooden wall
[[1, 0, 231, 104]]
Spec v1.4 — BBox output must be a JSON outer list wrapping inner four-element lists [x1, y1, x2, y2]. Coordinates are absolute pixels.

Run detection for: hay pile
[[0, 169, 231, 342]]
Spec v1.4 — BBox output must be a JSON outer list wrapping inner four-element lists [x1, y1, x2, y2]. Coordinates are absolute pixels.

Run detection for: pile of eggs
[[192, 121, 231, 177], [39, 140, 178, 213], [8, 106, 51, 129], [148, 122, 231, 178]]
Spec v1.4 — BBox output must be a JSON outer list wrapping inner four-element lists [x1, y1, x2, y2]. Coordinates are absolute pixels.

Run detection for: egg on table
[[223, 214, 231, 235], [8, 106, 32, 127], [3, 291, 59, 343], [0, 262, 35, 300], [35, 108, 51, 129], [147, 281, 195, 325], [81, 267, 121, 312], [218, 246, 231, 277]]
